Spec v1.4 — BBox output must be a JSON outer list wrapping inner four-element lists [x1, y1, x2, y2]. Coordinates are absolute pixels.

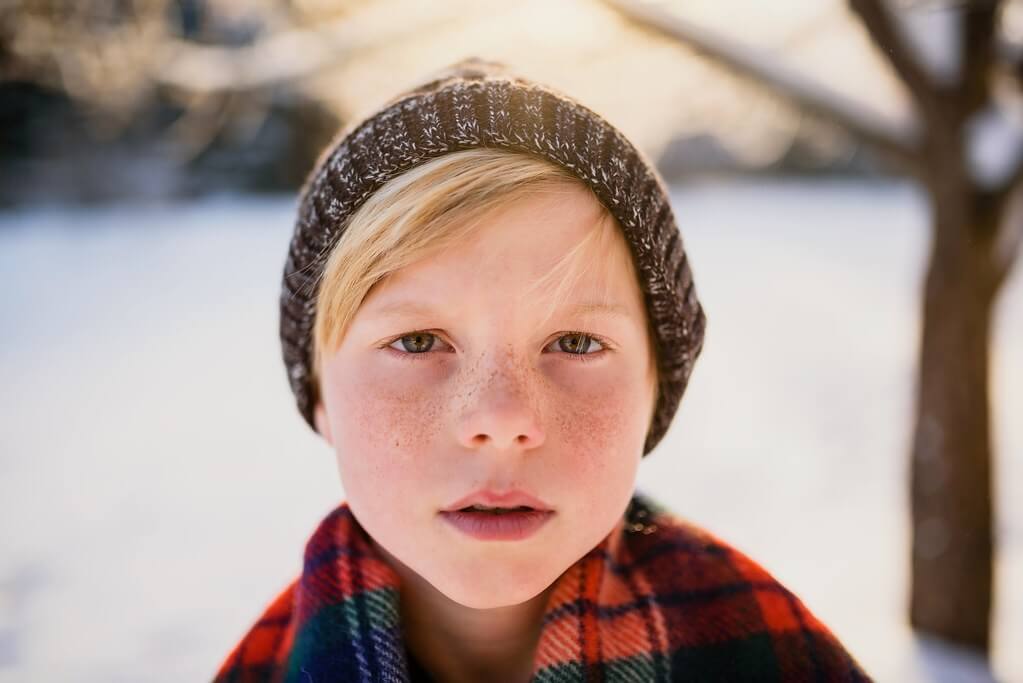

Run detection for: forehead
[[363, 184, 641, 312]]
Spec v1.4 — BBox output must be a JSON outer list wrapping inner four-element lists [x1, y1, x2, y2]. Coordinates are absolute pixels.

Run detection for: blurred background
[[1, 0, 1021, 681]]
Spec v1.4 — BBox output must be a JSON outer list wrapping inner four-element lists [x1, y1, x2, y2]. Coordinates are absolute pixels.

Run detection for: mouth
[[440, 488, 553, 513], [439, 506, 554, 541], [455, 504, 538, 514]]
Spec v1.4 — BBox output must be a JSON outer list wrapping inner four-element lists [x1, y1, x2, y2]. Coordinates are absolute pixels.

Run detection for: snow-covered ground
[[0, 179, 1019, 682]]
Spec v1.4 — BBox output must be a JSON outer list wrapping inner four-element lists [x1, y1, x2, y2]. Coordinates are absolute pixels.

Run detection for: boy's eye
[[392, 332, 440, 354], [385, 331, 607, 359], [554, 332, 604, 355]]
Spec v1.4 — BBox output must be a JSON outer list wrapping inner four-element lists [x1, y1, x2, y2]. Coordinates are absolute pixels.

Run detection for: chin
[[433, 564, 557, 610], [442, 585, 552, 610]]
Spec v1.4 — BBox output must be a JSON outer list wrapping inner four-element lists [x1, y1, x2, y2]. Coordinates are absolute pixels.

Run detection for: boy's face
[[314, 183, 657, 609]]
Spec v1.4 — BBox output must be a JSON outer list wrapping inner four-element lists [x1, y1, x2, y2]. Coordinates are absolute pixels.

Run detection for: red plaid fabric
[[214, 493, 872, 682]]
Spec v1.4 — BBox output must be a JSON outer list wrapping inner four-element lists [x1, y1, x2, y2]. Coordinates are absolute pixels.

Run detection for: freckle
[[420, 393, 442, 443]]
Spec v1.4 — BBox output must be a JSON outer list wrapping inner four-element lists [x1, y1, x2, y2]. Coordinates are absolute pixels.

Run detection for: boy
[[214, 59, 871, 682]]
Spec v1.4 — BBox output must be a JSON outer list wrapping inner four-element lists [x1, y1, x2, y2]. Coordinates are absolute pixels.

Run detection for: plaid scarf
[[214, 493, 871, 682]]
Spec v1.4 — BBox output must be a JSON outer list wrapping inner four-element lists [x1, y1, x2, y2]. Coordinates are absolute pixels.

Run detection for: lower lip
[[439, 509, 554, 541]]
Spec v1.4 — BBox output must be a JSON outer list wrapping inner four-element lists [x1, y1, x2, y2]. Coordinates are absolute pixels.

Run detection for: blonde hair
[[310, 147, 659, 412]]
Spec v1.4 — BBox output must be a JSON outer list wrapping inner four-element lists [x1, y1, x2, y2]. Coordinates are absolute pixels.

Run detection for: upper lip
[[441, 489, 553, 512]]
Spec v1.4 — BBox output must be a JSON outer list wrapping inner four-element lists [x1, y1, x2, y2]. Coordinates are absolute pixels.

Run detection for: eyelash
[[380, 330, 612, 364]]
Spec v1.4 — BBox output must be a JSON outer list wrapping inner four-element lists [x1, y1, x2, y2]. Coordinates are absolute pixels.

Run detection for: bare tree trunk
[[601, 0, 1022, 655], [909, 140, 1001, 650]]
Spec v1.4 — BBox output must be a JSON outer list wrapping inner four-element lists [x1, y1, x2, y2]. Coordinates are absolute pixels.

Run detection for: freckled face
[[314, 183, 656, 609]]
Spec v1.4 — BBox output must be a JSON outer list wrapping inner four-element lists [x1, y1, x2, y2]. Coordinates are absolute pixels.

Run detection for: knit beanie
[[280, 57, 706, 456]]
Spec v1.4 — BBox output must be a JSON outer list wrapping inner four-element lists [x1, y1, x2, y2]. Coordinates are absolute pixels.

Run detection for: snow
[[0, 179, 1019, 682]]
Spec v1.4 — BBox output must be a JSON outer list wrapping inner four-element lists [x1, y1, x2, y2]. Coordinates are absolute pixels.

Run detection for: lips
[[439, 507, 554, 541], [441, 488, 552, 513], [457, 504, 534, 514], [438, 489, 554, 540]]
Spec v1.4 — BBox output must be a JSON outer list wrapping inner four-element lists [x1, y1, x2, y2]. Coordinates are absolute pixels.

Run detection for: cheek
[[323, 361, 444, 506], [332, 362, 444, 453], [545, 363, 647, 488], [550, 357, 645, 436], [543, 367, 644, 547], [551, 388, 628, 459]]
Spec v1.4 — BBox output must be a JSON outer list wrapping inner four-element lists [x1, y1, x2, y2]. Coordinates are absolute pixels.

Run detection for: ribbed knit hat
[[280, 57, 706, 456]]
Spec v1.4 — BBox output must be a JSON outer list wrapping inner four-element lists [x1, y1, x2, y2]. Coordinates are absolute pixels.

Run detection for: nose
[[455, 359, 546, 452]]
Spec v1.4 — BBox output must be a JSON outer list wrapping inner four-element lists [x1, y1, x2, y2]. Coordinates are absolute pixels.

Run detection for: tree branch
[[848, 0, 938, 114], [156, 25, 350, 95], [959, 0, 1001, 117], [155, 4, 465, 95], [600, 0, 922, 174]]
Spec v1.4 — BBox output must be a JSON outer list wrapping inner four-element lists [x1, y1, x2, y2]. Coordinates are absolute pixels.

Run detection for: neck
[[372, 539, 554, 683]]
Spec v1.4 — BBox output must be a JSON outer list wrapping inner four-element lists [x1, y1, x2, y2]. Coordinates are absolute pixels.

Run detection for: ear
[[313, 401, 334, 446]]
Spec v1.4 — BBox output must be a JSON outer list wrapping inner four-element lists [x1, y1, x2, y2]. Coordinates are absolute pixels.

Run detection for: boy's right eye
[[392, 332, 438, 354], [384, 331, 453, 360]]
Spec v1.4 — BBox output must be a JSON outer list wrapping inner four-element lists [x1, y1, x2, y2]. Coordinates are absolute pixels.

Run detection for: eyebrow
[[564, 302, 632, 319], [365, 300, 632, 320]]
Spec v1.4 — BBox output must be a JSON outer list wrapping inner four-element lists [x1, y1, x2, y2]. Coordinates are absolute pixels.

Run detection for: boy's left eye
[[383, 331, 608, 359], [552, 332, 605, 355]]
